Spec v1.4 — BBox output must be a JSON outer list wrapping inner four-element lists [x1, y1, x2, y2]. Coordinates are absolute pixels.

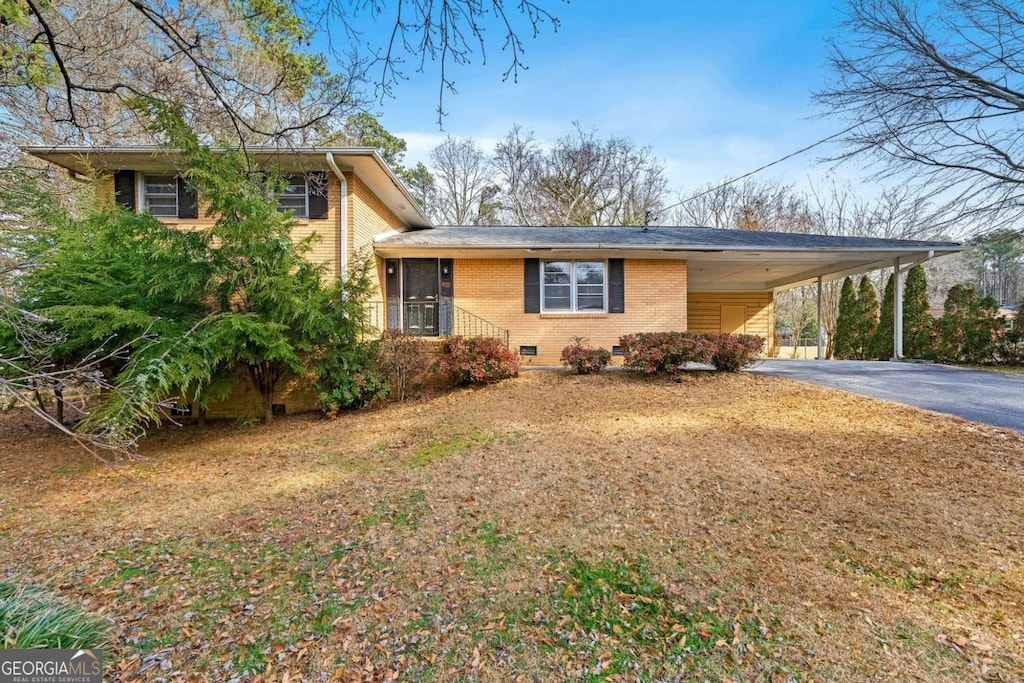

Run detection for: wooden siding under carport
[[687, 291, 774, 352]]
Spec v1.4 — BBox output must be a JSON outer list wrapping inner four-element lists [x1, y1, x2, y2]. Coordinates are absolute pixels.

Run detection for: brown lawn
[[1, 370, 1022, 681]]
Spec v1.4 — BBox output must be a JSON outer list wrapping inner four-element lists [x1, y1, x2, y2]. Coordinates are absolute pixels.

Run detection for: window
[[542, 261, 606, 312], [276, 174, 308, 217], [142, 175, 178, 217]]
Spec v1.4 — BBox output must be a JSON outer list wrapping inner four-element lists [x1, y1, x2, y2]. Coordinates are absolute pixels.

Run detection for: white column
[[816, 275, 824, 360], [893, 257, 903, 361]]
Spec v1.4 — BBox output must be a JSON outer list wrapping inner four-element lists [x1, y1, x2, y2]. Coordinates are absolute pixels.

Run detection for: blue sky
[[345, 1, 856, 195]]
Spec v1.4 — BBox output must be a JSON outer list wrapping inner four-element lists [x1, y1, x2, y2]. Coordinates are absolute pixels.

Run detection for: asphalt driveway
[[749, 360, 1024, 433]]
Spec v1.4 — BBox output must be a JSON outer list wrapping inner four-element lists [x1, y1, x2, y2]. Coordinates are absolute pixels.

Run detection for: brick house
[[26, 146, 963, 414]]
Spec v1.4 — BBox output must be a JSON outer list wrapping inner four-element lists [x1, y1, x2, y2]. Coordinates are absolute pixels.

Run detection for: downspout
[[325, 152, 348, 280], [893, 256, 903, 361]]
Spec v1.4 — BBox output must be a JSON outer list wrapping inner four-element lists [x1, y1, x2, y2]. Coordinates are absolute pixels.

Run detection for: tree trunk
[[54, 386, 64, 425], [198, 406, 207, 428], [247, 361, 279, 425], [262, 389, 274, 424]]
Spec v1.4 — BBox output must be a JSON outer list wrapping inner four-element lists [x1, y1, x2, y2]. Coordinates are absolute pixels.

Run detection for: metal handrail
[[446, 301, 511, 346], [364, 300, 510, 346]]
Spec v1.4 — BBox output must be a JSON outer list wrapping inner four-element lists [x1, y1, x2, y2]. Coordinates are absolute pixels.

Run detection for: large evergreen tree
[[903, 264, 933, 359], [936, 285, 1002, 364], [852, 276, 880, 360], [869, 274, 895, 360], [833, 277, 858, 359], [10, 107, 379, 452]]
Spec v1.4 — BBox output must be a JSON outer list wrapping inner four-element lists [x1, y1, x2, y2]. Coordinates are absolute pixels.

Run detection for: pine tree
[[903, 264, 933, 358], [852, 276, 880, 359], [869, 274, 895, 359], [833, 277, 858, 359]]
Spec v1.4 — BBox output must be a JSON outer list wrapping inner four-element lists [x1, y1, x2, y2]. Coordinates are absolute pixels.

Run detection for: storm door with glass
[[402, 258, 440, 336]]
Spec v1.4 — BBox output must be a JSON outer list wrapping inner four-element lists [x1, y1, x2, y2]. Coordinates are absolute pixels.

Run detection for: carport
[[727, 242, 967, 360]]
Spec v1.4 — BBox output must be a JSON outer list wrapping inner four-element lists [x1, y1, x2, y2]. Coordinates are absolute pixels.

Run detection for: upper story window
[[142, 175, 178, 217], [542, 261, 606, 312], [276, 174, 308, 218]]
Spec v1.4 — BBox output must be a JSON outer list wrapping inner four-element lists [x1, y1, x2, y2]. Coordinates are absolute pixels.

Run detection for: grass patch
[[534, 553, 793, 680], [361, 490, 428, 529], [406, 429, 499, 468], [460, 521, 519, 577], [0, 579, 110, 649], [836, 555, 993, 594]]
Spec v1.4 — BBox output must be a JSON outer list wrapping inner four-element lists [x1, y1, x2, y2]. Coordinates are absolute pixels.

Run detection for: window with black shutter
[[113, 170, 136, 210]]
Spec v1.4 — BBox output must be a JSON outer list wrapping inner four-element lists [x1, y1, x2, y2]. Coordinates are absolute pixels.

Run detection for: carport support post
[[816, 275, 824, 360], [893, 257, 904, 361]]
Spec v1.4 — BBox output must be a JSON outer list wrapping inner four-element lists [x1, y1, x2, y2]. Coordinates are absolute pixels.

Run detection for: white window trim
[[139, 173, 178, 218], [276, 173, 309, 218], [540, 259, 608, 313]]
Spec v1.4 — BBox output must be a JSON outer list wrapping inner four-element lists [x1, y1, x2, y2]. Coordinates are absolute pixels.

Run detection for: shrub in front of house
[[437, 336, 520, 385], [317, 331, 435, 413], [373, 330, 434, 401], [560, 337, 611, 374], [699, 333, 765, 372], [618, 332, 716, 374], [316, 341, 391, 414]]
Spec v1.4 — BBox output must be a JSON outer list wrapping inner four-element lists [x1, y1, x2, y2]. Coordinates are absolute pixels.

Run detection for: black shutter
[[177, 176, 198, 219], [608, 258, 625, 313], [524, 258, 540, 313], [307, 171, 328, 219], [385, 259, 401, 330], [113, 170, 136, 210]]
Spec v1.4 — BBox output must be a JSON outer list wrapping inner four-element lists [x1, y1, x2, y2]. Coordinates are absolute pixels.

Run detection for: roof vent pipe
[[325, 152, 349, 280]]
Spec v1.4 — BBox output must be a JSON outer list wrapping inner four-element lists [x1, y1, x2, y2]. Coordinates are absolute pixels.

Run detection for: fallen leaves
[[1, 371, 1023, 680]]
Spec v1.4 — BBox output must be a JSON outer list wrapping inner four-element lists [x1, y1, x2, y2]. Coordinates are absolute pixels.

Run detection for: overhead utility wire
[[653, 111, 894, 221]]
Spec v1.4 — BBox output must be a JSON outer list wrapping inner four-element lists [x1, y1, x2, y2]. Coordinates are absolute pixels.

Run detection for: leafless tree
[[491, 125, 545, 224], [535, 124, 666, 226], [668, 178, 810, 232], [430, 135, 493, 225], [817, 0, 1024, 228], [307, 0, 562, 126], [2, 0, 564, 146], [477, 124, 671, 226], [925, 251, 974, 309]]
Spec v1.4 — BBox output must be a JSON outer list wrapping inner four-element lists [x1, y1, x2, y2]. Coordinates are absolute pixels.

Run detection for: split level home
[[25, 146, 964, 417]]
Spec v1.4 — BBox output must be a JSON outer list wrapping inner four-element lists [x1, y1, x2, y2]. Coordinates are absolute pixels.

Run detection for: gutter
[[325, 152, 349, 279], [371, 242, 965, 254]]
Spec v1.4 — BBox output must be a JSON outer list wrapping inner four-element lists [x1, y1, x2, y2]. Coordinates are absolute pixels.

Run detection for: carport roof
[[374, 225, 964, 291]]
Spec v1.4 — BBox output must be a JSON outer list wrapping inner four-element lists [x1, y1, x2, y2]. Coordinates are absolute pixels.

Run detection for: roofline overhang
[[21, 144, 433, 228], [371, 241, 964, 291], [371, 240, 965, 256]]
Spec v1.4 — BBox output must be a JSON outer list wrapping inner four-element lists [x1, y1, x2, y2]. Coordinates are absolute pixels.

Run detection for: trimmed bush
[[700, 333, 765, 372], [437, 336, 520, 385], [560, 337, 611, 374], [618, 332, 716, 375]]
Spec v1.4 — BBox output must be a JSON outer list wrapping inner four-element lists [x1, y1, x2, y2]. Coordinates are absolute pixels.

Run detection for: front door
[[403, 258, 439, 336]]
